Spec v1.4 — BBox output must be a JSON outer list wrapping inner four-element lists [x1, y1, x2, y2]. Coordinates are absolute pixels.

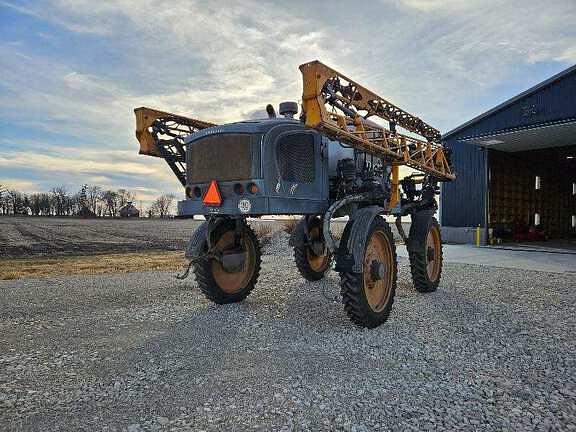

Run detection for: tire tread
[[193, 221, 261, 304], [408, 216, 442, 293], [339, 217, 397, 328]]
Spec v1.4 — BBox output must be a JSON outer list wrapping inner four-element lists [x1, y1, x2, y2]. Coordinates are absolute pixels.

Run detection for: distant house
[[119, 202, 140, 218]]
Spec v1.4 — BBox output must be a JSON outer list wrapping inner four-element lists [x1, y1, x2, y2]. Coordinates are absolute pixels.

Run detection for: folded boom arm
[[299, 61, 454, 181], [134, 107, 216, 186]]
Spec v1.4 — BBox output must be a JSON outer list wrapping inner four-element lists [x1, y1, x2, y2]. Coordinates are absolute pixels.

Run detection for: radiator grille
[[188, 134, 252, 183], [276, 134, 315, 183]]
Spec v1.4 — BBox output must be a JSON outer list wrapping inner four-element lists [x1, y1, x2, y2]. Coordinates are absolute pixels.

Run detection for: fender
[[335, 206, 384, 273], [407, 209, 435, 252], [185, 221, 209, 259], [185, 217, 231, 259]]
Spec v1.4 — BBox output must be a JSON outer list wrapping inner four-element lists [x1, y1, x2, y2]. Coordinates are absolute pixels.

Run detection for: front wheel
[[408, 214, 443, 293], [294, 217, 332, 281], [340, 217, 397, 328], [193, 219, 261, 304]]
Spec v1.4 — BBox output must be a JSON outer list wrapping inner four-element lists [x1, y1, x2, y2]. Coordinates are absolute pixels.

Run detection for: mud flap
[[185, 217, 244, 261], [334, 206, 384, 273]]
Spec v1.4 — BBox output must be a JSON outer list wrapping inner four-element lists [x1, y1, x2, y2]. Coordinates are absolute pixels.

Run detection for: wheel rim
[[426, 225, 442, 282], [211, 229, 255, 294], [363, 230, 393, 313], [305, 226, 330, 272]]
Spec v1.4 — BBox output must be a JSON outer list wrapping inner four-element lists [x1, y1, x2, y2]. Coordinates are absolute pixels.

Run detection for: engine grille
[[276, 134, 315, 183], [187, 134, 252, 183]]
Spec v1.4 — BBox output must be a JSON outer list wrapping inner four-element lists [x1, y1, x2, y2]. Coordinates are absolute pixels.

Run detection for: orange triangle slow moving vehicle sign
[[203, 180, 222, 206]]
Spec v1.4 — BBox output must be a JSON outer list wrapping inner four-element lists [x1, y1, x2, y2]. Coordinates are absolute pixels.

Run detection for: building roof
[[443, 63, 576, 140]]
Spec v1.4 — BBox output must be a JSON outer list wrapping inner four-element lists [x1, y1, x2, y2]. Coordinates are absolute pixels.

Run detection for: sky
[[1, 0, 575, 204]]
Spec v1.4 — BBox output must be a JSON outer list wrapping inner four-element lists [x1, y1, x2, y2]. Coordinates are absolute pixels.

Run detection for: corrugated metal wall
[[441, 139, 487, 227]]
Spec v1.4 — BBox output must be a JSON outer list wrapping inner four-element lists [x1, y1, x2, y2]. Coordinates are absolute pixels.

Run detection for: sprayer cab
[[178, 114, 330, 217]]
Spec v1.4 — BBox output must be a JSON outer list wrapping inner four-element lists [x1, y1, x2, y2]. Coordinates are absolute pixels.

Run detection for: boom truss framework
[[300, 61, 454, 181], [134, 107, 216, 186]]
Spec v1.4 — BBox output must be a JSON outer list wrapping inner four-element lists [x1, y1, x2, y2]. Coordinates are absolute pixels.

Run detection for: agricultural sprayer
[[135, 61, 454, 328]]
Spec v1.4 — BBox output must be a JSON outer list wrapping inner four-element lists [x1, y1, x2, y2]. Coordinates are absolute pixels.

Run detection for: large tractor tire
[[193, 220, 261, 304], [293, 217, 332, 281], [340, 217, 397, 328], [408, 214, 443, 293]]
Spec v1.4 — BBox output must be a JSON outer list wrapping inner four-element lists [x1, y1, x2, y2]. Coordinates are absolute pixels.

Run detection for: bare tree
[[8, 190, 26, 215], [0, 184, 178, 219], [117, 189, 135, 208], [22, 194, 31, 215], [149, 194, 175, 218], [29, 193, 42, 216], [0, 185, 6, 215], [76, 184, 95, 217], [51, 186, 69, 217], [101, 190, 120, 217], [39, 193, 53, 215], [29, 192, 52, 216], [85, 185, 101, 216]]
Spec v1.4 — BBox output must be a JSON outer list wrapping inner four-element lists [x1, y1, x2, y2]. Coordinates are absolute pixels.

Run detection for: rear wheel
[[340, 217, 397, 328], [408, 215, 443, 293], [193, 220, 261, 304], [294, 217, 332, 281]]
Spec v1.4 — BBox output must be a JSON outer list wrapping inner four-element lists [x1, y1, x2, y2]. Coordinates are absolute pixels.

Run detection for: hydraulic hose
[[322, 193, 370, 253]]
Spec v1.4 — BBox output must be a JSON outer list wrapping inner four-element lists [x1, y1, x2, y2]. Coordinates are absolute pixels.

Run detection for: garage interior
[[465, 125, 576, 252]]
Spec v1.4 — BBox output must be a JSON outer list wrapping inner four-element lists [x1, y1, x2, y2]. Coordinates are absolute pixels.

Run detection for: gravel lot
[[1, 232, 575, 431]]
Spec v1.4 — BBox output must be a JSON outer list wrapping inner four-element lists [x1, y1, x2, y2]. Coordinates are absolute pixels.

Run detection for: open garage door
[[488, 145, 576, 248], [460, 119, 576, 250]]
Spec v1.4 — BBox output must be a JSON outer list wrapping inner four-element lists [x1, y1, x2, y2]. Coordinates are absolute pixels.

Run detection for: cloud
[[394, 0, 474, 11], [0, 178, 39, 192], [0, 143, 178, 186], [4, 0, 573, 130], [0, 0, 575, 199], [556, 46, 576, 63], [0, 0, 113, 34]]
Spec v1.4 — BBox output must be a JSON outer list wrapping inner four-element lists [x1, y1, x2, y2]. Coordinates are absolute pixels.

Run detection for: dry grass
[[253, 223, 273, 238], [0, 251, 189, 281], [279, 217, 299, 234], [253, 223, 274, 248]]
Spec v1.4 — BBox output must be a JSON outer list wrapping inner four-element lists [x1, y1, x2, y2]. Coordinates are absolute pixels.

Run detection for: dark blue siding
[[441, 138, 487, 227], [450, 67, 576, 140], [441, 64, 575, 228]]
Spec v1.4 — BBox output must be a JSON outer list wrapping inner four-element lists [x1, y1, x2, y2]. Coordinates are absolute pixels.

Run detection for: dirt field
[[0, 217, 204, 258], [0, 216, 319, 260], [0, 217, 345, 280]]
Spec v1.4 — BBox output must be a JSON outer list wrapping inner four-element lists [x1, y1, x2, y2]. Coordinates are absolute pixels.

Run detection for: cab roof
[[183, 117, 304, 144]]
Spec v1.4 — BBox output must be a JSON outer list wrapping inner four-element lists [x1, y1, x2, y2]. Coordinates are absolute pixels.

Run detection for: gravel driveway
[[1, 241, 575, 431]]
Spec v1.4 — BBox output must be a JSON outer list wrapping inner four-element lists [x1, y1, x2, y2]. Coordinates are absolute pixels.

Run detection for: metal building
[[441, 64, 576, 246]]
